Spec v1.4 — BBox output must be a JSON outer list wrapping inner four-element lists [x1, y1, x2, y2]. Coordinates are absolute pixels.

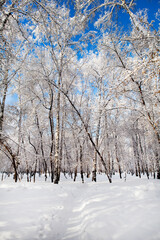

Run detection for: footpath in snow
[[0, 174, 160, 240]]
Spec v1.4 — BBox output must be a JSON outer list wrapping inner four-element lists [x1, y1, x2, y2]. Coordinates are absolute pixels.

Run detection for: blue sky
[[80, 0, 160, 54], [136, 0, 159, 15], [6, 0, 160, 106], [133, 0, 159, 28], [102, 0, 159, 30]]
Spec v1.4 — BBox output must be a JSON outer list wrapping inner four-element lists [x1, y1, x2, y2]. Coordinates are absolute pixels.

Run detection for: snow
[[0, 174, 160, 240]]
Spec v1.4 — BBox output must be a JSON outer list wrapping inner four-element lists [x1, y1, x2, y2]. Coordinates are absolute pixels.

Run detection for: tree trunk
[[132, 133, 141, 178], [59, 99, 65, 182], [1, 143, 19, 182], [155, 150, 160, 179], [135, 133, 141, 178], [0, 68, 8, 141], [54, 71, 61, 184], [115, 134, 122, 179], [28, 135, 38, 183], [35, 111, 47, 181], [92, 107, 101, 182], [48, 87, 55, 183], [80, 145, 84, 183], [74, 149, 78, 182], [92, 150, 97, 182]]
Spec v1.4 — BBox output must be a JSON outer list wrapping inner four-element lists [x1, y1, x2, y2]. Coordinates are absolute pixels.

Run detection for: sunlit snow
[[0, 174, 160, 240]]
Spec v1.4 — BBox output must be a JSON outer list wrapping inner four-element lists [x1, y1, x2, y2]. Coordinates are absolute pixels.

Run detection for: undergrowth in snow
[[0, 173, 160, 240]]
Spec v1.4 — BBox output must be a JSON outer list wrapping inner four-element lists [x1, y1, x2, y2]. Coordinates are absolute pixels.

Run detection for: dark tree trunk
[[92, 151, 97, 182], [74, 150, 78, 182], [115, 134, 122, 179], [80, 145, 84, 183]]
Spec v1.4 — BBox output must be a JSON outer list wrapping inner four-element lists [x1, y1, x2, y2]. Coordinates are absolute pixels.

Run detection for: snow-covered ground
[[0, 173, 160, 240]]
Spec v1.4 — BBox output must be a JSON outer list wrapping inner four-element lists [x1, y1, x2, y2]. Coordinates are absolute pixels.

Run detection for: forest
[[0, 0, 160, 184]]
